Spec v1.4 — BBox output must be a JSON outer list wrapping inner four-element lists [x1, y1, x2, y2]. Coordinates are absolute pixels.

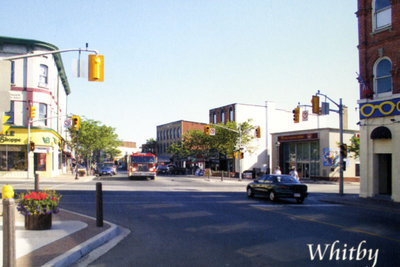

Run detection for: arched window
[[374, 58, 392, 95], [373, 0, 391, 30], [213, 112, 216, 124], [220, 110, 225, 123], [177, 127, 181, 138]]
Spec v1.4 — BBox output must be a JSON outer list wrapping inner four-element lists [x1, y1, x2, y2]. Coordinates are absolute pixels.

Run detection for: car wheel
[[268, 191, 276, 202], [247, 187, 254, 198], [296, 197, 304, 204]]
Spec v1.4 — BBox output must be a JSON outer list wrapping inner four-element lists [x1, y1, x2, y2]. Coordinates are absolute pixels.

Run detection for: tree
[[69, 119, 122, 171], [348, 134, 360, 158]]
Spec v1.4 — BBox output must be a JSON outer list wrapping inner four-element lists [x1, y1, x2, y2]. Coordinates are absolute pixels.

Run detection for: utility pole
[[314, 90, 345, 195]]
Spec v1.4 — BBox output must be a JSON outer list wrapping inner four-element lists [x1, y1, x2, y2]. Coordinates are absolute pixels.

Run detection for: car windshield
[[103, 163, 114, 168], [131, 156, 155, 163]]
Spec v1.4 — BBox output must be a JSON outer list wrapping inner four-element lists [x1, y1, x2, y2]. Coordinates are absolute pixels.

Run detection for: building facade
[[156, 120, 205, 162], [271, 129, 359, 181], [209, 102, 352, 176], [0, 36, 70, 178], [356, 0, 400, 201]]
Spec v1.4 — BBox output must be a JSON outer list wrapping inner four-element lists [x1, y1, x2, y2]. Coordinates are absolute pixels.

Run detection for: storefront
[[272, 128, 359, 181], [0, 127, 64, 178]]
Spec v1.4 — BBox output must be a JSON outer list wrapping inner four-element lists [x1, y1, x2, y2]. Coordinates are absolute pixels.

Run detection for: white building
[[0, 36, 70, 178], [209, 102, 356, 179]]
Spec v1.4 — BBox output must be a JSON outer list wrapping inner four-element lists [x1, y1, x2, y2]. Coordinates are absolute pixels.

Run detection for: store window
[[282, 141, 319, 177], [373, 0, 391, 31], [0, 145, 27, 171], [34, 153, 47, 171], [374, 58, 392, 95]]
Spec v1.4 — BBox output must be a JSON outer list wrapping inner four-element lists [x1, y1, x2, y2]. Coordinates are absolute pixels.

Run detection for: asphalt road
[[43, 173, 399, 267]]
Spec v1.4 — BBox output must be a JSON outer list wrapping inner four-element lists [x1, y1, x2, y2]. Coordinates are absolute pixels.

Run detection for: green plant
[[17, 190, 61, 216]]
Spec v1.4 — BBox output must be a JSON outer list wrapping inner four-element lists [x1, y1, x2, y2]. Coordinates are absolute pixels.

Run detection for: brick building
[[356, 0, 400, 201], [156, 120, 205, 162]]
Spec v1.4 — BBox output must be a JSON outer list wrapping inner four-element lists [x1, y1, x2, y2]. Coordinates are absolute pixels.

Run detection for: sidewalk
[[0, 173, 130, 267]]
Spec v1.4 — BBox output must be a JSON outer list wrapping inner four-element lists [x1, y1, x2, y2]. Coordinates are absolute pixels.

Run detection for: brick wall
[[357, 0, 400, 99]]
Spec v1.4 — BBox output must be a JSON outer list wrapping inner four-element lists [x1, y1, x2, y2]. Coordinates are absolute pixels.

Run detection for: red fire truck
[[127, 153, 157, 180]]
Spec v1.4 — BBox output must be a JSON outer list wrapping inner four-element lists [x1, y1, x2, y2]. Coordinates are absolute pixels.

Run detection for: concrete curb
[[42, 221, 119, 267]]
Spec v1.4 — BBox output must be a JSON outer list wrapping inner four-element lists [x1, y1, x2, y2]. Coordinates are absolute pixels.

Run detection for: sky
[[1, 0, 360, 146]]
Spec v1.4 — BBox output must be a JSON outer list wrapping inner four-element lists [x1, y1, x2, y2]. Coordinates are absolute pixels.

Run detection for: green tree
[[348, 134, 360, 158], [69, 119, 122, 171]]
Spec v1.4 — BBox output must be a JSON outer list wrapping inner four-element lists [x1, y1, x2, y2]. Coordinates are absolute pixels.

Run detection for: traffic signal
[[340, 144, 348, 158], [29, 141, 35, 152], [204, 125, 211, 136], [255, 126, 261, 138], [233, 151, 238, 159], [312, 95, 320, 114], [293, 107, 300, 123], [30, 106, 36, 119], [240, 152, 244, 159], [72, 115, 81, 130], [88, 54, 104, 82]]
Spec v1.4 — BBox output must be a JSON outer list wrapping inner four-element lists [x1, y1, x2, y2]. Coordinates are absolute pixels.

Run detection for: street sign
[[210, 127, 216, 136], [302, 110, 309, 121], [64, 119, 72, 128]]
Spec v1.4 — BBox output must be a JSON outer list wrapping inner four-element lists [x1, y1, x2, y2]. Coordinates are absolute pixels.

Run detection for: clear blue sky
[[1, 0, 360, 145]]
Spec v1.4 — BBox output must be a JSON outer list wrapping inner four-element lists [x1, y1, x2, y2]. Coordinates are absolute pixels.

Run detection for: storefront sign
[[0, 131, 23, 144], [278, 133, 319, 142], [359, 98, 400, 119]]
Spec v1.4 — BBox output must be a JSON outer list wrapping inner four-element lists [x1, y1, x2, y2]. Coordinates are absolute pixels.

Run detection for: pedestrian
[[274, 166, 282, 175], [290, 167, 300, 180]]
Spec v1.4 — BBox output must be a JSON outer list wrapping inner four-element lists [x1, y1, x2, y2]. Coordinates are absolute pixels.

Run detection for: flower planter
[[25, 213, 52, 230]]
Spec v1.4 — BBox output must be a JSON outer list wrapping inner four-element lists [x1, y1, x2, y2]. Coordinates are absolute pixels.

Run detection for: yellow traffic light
[[255, 126, 261, 138], [312, 95, 320, 114], [88, 54, 104, 82], [72, 115, 81, 130], [30, 106, 36, 119], [204, 125, 211, 136], [293, 107, 300, 123], [233, 151, 238, 159]]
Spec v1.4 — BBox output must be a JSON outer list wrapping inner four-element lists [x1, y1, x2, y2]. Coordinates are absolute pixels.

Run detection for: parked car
[[168, 165, 186, 175], [242, 170, 254, 179], [102, 162, 117, 175], [246, 174, 308, 203], [156, 165, 168, 175]]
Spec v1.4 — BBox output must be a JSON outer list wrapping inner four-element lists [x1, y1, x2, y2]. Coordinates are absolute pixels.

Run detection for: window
[[10, 61, 15, 84], [213, 112, 216, 124], [374, 0, 391, 30], [374, 58, 392, 95], [229, 107, 233, 121], [39, 103, 47, 126], [220, 110, 225, 123], [39, 64, 48, 87]]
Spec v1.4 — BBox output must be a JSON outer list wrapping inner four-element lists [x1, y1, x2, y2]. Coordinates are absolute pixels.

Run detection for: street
[[4, 173, 399, 266]]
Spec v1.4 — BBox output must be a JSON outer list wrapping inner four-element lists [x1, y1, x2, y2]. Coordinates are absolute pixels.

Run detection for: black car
[[156, 165, 168, 175], [246, 174, 308, 203]]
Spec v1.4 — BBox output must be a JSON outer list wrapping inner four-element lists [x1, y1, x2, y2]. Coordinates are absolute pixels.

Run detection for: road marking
[[250, 204, 344, 208], [253, 205, 400, 243]]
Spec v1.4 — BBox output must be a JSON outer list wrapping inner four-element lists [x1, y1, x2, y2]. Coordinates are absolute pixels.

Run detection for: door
[[378, 154, 392, 195]]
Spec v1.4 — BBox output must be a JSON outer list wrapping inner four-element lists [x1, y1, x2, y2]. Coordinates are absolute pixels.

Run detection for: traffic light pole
[[316, 91, 344, 195]]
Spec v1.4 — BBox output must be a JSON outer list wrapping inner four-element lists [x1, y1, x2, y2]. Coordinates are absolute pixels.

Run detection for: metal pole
[[238, 128, 242, 181], [339, 98, 344, 196], [96, 182, 103, 227], [34, 173, 39, 192], [3, 198, 16, 267], [27, 119, 31, 179]]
